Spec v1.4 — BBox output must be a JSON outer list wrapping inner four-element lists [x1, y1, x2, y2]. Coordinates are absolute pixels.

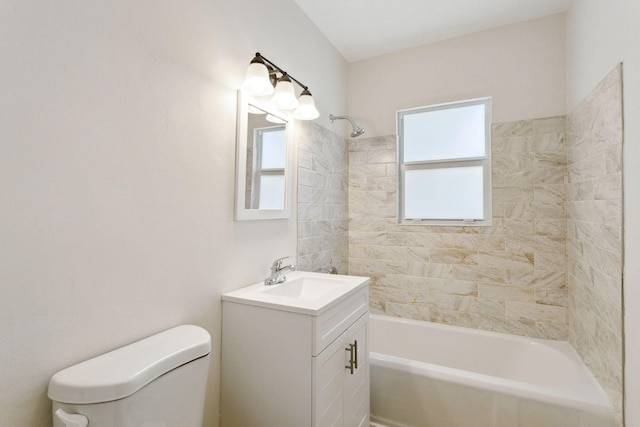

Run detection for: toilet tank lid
[[47, 324, 211, 404]]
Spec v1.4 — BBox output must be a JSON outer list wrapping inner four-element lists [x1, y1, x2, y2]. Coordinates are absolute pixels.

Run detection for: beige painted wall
[[348, 13, 566, 138], [0, 1, 346, 426], [565, 1, 640, 425]]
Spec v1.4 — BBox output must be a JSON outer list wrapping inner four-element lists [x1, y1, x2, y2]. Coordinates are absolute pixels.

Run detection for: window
[[397, 98, 491, 225], [253, 125, 286, 209]]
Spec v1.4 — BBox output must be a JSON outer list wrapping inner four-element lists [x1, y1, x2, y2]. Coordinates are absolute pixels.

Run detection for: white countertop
[[222, 271, 370, 315]]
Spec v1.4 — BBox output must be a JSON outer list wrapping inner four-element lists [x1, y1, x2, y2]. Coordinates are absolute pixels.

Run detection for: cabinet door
[[313, 313, 369, 427], [344, 314, 369, 427], [313, 329, 346, 427]]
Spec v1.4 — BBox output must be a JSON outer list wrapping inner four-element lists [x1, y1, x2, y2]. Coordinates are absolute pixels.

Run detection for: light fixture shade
[[272, 74, 299, 110], [265, 114, 286, 124], [294, 89, 320, 120], [241, 56, 274, 96]]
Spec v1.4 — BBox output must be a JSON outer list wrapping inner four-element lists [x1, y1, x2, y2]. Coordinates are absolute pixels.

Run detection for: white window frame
[[397, 97, 492, 226]]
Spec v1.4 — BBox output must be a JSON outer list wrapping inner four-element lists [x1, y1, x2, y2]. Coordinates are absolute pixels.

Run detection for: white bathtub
[[369, 314, 615, 427]]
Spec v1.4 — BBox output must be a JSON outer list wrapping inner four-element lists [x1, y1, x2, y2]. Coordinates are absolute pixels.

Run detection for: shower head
[[329, 114, 365, 138], [350, 127, 366, 138]]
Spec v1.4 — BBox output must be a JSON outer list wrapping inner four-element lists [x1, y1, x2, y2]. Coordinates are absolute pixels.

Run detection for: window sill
[[398, 218, 493, 227]]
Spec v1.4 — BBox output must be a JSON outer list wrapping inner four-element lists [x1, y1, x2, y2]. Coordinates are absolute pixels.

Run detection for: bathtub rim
[[369, 313, 614, 418], [370, 351, 613, 418], [371, 313, 571, 350]]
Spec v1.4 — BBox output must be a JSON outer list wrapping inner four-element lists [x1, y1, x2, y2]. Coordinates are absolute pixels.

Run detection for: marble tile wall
[[348, 117, 569, 340], [297, 121, 349, 274], [566, 64, 623, 423], [298, 69, 622, 419]]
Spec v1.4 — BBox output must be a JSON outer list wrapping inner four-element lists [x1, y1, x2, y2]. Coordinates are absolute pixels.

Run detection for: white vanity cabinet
[[313, 312, 369, 427], [221, 273, 370, 427]]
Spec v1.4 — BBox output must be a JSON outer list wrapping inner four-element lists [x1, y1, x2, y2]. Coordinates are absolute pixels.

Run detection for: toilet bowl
[[48, 324, 211, 427]]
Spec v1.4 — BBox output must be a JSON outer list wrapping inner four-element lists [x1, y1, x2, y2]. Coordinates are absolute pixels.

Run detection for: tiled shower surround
[[566, 64, 623, 422], [348, 118, 569, 340], [297, 121, 349, 274], [297, 66, 623, 423]]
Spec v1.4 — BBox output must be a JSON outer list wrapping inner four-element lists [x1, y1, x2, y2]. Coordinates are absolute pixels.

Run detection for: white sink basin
[[262, 275, 345, 300], [222, 271, 370, 315]]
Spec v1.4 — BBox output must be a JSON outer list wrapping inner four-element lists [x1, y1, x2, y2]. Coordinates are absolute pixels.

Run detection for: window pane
[[260, 127, 286, 169], [403, 103, 486, 162], [404, 166, 484, 220], [259, 175, 285, 210]]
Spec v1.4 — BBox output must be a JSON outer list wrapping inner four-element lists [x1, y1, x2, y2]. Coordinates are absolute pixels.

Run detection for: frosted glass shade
[[242, 62, 274, 96], [294, 90, 320, 120], [265, 114, 286, 124], [272, 75, 298, 110]]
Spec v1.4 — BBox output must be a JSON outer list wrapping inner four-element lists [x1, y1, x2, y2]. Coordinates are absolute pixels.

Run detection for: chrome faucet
[[265, 256, 296, 285]]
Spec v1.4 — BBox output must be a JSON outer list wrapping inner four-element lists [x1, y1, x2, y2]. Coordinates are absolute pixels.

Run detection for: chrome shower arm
[[330, 114, 356, 128], [329, 114, 366, 137]]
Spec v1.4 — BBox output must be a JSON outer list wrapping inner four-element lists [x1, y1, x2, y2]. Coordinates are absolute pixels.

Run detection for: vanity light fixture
[[241, 52, 320, 120]]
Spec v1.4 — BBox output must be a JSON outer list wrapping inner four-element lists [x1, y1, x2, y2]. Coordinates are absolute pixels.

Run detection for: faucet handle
[[272, 256, 290, 270]]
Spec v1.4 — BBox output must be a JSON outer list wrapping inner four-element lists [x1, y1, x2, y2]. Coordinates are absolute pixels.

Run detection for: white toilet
[[48, 324, 211, 427]]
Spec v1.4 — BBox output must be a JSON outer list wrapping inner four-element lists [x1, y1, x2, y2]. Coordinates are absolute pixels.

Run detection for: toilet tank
[[48, 325, 211, 427]]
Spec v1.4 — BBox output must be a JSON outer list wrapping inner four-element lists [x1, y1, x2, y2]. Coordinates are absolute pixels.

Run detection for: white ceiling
[[293, 0, 571, 62]]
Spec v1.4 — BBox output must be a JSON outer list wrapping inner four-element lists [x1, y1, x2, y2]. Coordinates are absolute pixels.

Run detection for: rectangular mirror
[[235, 90, 294, 220]]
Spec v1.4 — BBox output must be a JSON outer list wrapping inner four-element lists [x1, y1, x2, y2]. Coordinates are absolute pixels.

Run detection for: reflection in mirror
[[235, 90, 293, 221], [245, 106, 286, 210]]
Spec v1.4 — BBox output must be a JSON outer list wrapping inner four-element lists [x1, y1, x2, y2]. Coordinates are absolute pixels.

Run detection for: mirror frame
[[235, 90, 294, 220]]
